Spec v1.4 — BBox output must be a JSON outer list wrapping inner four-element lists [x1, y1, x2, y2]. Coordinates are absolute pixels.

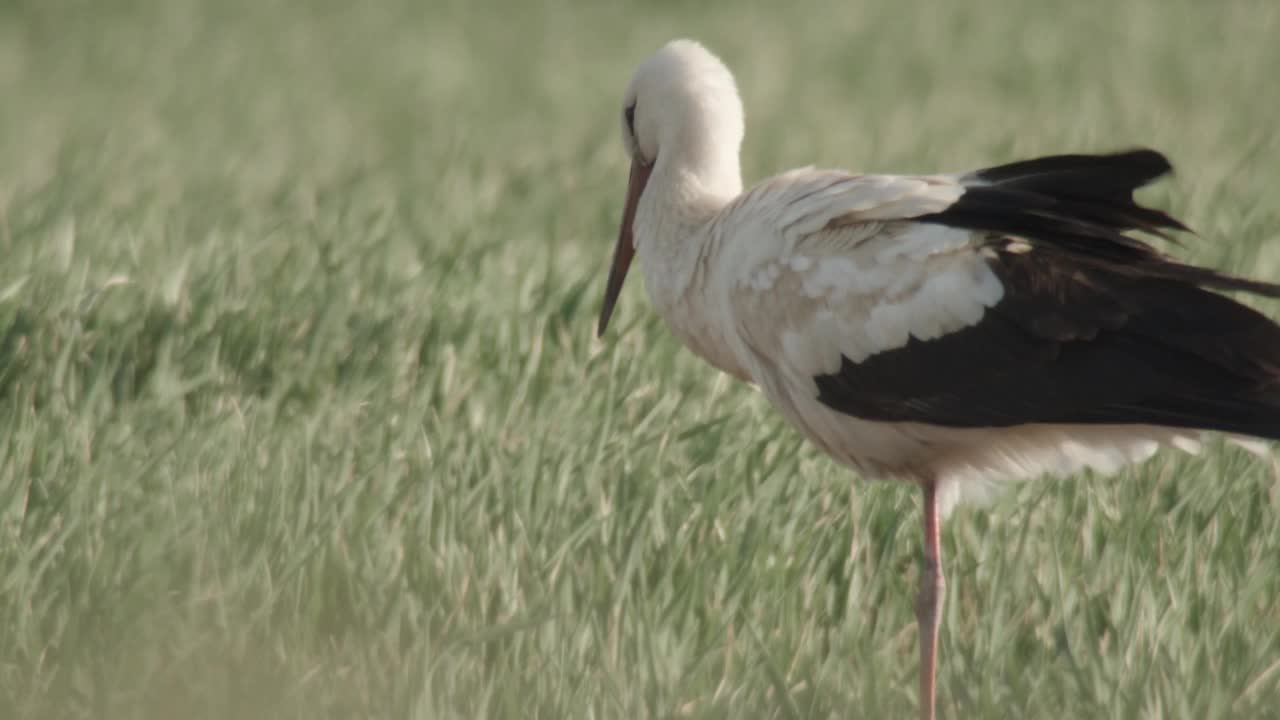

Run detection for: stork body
[[597, 39, 1280, 720]]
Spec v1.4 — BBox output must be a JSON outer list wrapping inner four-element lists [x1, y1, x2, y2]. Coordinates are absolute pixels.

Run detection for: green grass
[[2, 0, 1279, 718]]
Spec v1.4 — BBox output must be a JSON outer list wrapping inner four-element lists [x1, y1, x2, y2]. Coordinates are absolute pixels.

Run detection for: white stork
[[595, 39, 1280, 720]]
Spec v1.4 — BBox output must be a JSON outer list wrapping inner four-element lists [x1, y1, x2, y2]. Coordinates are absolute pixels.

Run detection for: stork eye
[[624, 104, 636, 137]]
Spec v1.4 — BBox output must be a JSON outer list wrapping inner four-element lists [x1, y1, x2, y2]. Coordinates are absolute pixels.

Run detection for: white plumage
[[596, 39, 1280, 720], [608, 42, 1198, 508], [720, 198, 1199, 510]]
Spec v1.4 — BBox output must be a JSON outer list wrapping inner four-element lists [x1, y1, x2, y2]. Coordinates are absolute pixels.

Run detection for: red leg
[[916, 480, 945, 720]]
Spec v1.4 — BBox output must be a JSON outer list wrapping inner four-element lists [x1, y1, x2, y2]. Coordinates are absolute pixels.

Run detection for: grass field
[[2, 1, 1279, 718]]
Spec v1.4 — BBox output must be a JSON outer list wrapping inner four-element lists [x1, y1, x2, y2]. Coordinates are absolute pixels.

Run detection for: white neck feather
[[631, 121, 747, 380], [632, 119, 743, 310]]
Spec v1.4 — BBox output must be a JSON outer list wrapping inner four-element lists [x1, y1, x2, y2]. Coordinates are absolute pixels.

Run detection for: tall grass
[[1, 1, 1277, 717]]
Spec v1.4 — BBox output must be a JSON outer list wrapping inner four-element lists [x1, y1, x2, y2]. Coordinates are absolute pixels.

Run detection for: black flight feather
[[814, 149, 1280, 439], [914, 148, 1280, 297]]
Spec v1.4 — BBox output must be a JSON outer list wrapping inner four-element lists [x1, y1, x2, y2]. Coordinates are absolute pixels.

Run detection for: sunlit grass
[[1, 1, 1278, 718]]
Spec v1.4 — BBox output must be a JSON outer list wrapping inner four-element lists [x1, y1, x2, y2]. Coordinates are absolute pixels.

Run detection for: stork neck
[[634, 114, 743, 263], [658, 114, 744, 205], [628, 139, 746, 380], [632, 148, 738, 308]]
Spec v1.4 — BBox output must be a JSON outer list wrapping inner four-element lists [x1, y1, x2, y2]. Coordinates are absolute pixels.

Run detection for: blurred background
[[1, 1, 1278, 718]]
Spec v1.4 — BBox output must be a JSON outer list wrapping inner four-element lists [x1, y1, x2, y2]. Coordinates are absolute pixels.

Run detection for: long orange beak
[[597, 157, 653, 337]]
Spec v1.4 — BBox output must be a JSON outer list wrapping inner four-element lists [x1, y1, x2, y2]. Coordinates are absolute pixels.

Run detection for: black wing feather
[[813, 149, 1280, 439], [917, 148, 1280, 296]]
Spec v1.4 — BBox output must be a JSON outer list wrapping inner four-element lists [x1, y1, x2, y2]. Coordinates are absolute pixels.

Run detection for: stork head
[[597, 39, 745, 337]]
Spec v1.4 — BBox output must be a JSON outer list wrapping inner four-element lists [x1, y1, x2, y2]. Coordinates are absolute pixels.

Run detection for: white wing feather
[[719, 169, 1001, 381]]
